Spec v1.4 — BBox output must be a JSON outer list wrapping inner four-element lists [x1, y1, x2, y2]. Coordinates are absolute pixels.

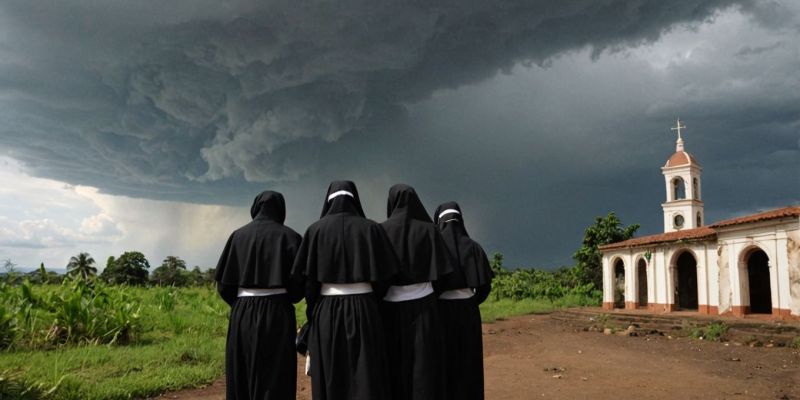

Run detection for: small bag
[[296, 322, 310, 355]]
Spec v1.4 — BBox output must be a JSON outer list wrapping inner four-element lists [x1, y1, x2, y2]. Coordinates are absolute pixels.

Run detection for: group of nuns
[[214, 181, 494, 400]]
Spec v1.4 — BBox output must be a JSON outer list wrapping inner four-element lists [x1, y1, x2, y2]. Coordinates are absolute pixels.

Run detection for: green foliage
[[101, 252, 149, 285], [790, 336, 800, 349], [0, 278, 142, 349], [38, 264, 48, 285], [0, 285, 229, 400], [490, 252, 505, 276], [0, 368, 61, 400], [151, 256, 188, 286], [690, 322, 729, 342], [489, 251, 601, 306], [0, 305, 17, 349], [491, 267, 600, 305], [66, 253, 97, 281], [573, 212, 639, 289]]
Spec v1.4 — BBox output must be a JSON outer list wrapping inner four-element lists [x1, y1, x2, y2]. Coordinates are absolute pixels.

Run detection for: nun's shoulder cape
[[215, 191, 302, 288], [433, 201, 494, 290], [379, 184, 453, 285], [292, 180, 399, 283]]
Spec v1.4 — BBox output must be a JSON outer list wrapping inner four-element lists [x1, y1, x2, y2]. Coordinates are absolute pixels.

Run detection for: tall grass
[[0, 284, 229, 399]]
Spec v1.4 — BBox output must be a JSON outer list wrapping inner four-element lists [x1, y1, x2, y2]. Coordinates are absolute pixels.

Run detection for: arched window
[[696, 212, 702, 227], [673, 177, 685, 200], [693, 178, 699, 199]]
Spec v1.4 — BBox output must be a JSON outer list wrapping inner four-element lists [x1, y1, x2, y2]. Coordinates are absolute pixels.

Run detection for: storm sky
[[0, 0, 798, 270]]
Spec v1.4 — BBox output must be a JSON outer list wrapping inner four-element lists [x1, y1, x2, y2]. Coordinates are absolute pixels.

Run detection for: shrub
[[690, 322, 728, 342]]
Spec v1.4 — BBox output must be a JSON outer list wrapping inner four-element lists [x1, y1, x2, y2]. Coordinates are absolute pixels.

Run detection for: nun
[[214, 190, 304, 400], [432, 201, 494, 400], [292, 181, 399, 400], [379, 184, 454, 400]]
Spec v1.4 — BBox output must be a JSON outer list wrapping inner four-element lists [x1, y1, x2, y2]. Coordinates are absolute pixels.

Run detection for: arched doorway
[[746, 249, 772, 314], [614, 259, 625, 309], [637, 259, 648, 307], [675, 251, 698, 310]]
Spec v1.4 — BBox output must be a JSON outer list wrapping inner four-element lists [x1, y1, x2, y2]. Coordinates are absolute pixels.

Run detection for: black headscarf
[[250, 190, 286, 222], [292, 181, 399, 283], [380, 184, 453, 285], [319, 180, 365, 218], [433, 201, 493, 290], [215, 191, 302, 292]]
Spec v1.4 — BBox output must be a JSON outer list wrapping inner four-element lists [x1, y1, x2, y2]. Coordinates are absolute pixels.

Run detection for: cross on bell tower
[[661, 119, 704, 232], [671, 118, 686, 151]]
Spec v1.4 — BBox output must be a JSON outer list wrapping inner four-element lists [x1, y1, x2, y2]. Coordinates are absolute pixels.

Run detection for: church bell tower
[[661, 119, 704, 233]]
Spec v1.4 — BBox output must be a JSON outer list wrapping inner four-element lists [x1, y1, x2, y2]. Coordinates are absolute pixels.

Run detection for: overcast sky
[[0, 0, 798, 271]]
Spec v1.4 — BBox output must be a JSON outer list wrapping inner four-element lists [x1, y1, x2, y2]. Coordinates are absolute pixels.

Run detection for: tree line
[[1, 252, 215, 287], [2, 212, 638, 293]]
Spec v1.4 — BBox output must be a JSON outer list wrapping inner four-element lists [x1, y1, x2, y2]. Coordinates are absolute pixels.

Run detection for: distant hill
[[3, 267, 67, 275]]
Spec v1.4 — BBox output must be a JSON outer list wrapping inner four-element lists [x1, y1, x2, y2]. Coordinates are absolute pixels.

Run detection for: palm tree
[[67, 252, 97, 280]]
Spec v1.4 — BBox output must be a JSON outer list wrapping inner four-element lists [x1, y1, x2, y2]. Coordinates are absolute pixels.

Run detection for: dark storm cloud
[[0, 0, 750, 192], [1, 0, 798, 267]]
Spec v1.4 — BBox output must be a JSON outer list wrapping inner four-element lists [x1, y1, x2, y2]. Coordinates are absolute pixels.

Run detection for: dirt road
[[155, 314, 800, 399]]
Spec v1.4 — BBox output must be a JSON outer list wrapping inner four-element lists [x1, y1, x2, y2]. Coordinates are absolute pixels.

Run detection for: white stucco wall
[[600, 216, 798, 317]]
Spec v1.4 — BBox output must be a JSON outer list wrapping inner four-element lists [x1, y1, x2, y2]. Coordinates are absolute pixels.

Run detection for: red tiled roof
[[599, 227, 716, 250], [600, 206, 800, 252], [710, 206, 800, 228], [664, 151, 699, 168]]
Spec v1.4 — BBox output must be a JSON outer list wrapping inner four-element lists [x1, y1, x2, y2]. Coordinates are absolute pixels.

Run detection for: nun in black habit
[[291, 181, 400, 400], [379, 184, 454, 400], [214, 191, 303, 400], [432, 201, 494, 400]]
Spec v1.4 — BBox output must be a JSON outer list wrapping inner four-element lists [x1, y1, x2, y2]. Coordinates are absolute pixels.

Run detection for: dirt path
[[154, 314, 800, 399]]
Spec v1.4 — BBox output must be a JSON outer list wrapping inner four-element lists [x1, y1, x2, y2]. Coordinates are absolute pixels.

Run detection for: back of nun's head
[[320, 180, 366, 218], [433, 201, 468, 235], [386, 184, 432, 222], [250, 190, 286, 223]]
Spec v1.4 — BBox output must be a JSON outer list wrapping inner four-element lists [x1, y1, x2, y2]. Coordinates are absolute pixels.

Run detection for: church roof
[[711, 206, 800, 228], [599, 206, 800, 251], [664, 151, 699, 168], [598, 227, 716, 251]]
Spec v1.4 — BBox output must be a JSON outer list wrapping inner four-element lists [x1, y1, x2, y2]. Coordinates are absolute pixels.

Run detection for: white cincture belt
[[439, 288, 475, 300], [383, 282, 434, 302], [320, 282, 373, 296], [237, 288, 287, 297]]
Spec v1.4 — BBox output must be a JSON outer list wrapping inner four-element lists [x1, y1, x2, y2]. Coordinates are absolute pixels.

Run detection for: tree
[[573, 212, 639, 290], [104, 251, 150, 285], [2, 259, 16, 274], [490, 252, 506, 276], [66, 252, 97, 280], [100, 256, 117, 283], [151, 256, 188, 286], [187, 266, 207, 286], [2, 259, 20, 283], [39, 262, 48, 284]]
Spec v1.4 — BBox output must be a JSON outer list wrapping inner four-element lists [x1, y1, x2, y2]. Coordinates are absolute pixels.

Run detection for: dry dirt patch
[[154, 314, 800, 400]]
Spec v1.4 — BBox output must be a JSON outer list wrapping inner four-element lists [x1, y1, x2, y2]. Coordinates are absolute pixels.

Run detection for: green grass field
[[0, 285, 588, 399]]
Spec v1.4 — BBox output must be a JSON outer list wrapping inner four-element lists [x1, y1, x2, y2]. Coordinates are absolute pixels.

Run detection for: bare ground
[[153, 314, 800, 400]]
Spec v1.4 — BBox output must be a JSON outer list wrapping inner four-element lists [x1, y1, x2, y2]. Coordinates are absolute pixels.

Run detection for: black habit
[[433, 201, 494, 400], [379, 184, 454, 400], [291, 181, 400, 400], [215, 191, 303, 400]]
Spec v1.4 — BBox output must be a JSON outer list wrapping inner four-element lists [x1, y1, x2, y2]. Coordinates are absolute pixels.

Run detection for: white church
[[599, 120, 800, 319]]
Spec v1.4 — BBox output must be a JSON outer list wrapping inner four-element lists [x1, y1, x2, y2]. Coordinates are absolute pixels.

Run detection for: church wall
[[716, 218, 799, 318], [717, 243, 732, 314], [787, 229, 800, 316]]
